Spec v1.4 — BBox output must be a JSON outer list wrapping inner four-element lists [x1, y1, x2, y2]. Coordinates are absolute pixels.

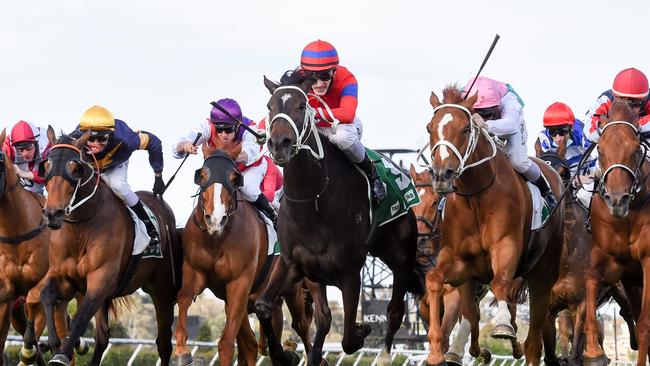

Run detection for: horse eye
[[298, 103, 306, 111], [463, 126, 471, 134]]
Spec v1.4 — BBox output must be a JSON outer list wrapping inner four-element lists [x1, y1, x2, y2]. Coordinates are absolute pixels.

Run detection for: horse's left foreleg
[[524, 269, 556, 365], [307, 282, 330, 366], [236, 316, 259, 366], [488, 242, 518, 340], [87, 302, 110, 366], [340, 271, 368, 355], [382, 268, 409, 354], [611, 281, 638, 350], [219, 276, 256, 366], [151, 291, 175, 366], [281, 281, 312, 354]]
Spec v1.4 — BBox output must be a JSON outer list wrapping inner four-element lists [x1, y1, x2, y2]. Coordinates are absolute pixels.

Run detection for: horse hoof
[[491, 323, 516, 340], [39, 341, 51, 354], [74, 339, 89, 355], [479, 348, 492, 363], [20, 345, 37, 365], [356, 322, 372, 338], [319, 359, 328, 366], [175, 353, 194, 366], [283, 349, 301, 366], [443, 351, 462, 366], [48, 354, 71, 366], [583, 355, 609, 366], [511, 341, 524, 359]]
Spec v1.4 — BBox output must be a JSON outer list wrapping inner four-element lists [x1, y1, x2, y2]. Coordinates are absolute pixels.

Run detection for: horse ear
[[299, 78, 316, 94], [76, 131, 90, 149], [264, 75, 278, 94], [461, 92, 478, 111], [0, 128, 5, 146], [47, 125, 56, 145], [598, 114, 609, 130], [194, 168, 207, 186], [230, 170, 243, 188], [409, 163, 417, 179], [430, 92, 441, 108]]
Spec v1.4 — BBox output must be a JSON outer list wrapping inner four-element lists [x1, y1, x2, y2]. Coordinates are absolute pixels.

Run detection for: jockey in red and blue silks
[[70, 105, 164, 245], [2, 120, 51, 195], [174, 98, 278, 223], [299, 39, 386, 205], [583, 67, 650, 143], [464, 76, 556, 209]]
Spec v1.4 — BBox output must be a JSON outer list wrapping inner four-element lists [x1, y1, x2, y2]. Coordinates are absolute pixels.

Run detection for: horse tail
[[487, 278, 529, 306], [107, 295, 137, 320]]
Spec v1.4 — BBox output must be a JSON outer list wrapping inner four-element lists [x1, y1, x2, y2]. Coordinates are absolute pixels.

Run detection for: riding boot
[[532, 175, 557, 210], [130, 200, 160, 246], [355, 154, 386, 206], [253, 194, 278, 225]]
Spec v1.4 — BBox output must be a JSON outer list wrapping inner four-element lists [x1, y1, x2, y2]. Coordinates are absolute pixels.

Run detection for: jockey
[[464, 76, 557, 209], [70, 105, 164, 245], [584, 67, 650, 143], [298, 39, 386, 205], [1, 120, 51, 194], [261, 155, 283, 211], [535, 102, 594, 174], [174, 98, 278, 223]]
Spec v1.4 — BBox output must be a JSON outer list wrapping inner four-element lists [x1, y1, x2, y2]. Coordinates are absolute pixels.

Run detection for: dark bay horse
[[537, 148, 637, 366], [254, 72, 422, 366], [0, 127, 70, 366], [174, 149, 313, 366], [583, 100, 650, 366], [35, 133, 182, 366], [424, 86, 564, 366], [409, 165, 523, 366]]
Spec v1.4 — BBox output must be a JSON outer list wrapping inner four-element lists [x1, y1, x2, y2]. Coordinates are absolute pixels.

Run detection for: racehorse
[[424, 86, 564, 365], [254, 72, 422, 366], [537, 148, 637, 366], [36, 132, 182, 366], [583, 100, 650, 366], [174, 148, 314, 366], [409, 165, 523, 365], [0, 127, 71, 366]]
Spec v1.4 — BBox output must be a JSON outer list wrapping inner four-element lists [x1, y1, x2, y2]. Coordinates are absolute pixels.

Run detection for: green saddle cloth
[[365, 149, 421, 226]]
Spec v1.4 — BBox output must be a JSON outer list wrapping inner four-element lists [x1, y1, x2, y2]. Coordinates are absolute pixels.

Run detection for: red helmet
[[543, 102, 575, 127], [10, 120, 39, 145], [612, 68, 649, 99], [300, 40, 339, 71]]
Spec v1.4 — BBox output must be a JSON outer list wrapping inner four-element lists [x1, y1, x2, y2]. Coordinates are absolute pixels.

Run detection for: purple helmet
[[210, 98, 242, 125]]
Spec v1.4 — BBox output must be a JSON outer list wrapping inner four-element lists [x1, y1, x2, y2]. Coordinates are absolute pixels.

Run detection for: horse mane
[[441, 84, 464, 104], [54, 134, 75, 145], [279, 69, 316, 86], [608, 99, 639, 127]]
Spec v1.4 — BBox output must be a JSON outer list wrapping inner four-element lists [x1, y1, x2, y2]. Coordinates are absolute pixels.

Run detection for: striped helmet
[[300, 40, 339, 71]]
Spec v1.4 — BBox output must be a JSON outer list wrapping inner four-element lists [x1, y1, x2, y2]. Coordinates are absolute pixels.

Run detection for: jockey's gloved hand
[[255, 129, 267, 145], [153, 175, 165, 196]]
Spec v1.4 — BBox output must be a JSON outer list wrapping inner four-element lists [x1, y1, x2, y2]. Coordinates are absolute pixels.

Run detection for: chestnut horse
[[174, 149, 313, 366], [0, 127, 70, 366], [537, 148, 637, 366], [583, 100, 650, 366], [36, 133, 182, 366], [255, 72, 422, 366], [410, 165, 523, 365], [424, 86, 564, 365]]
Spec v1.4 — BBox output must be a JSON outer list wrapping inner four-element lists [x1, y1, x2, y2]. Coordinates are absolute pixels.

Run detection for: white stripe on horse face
[[206, 183, 228, 235], [281, 93, 292, 106], [437, 113, 454, 161]]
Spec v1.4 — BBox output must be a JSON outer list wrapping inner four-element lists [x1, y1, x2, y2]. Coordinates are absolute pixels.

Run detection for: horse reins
[[48, 143, 101, 216], [192, 186, 241, 234]]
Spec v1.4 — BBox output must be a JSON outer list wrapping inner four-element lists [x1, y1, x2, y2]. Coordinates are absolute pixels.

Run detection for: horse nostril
[[443, 169, 456, 180], [204, 214, 211, 222], [620, 194, 633, 206]]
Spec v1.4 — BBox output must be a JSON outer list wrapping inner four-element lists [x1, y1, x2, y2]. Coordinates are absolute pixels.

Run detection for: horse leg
[[376, 267, 410, 365], [218, 276, 257, 366], [507, 301, 523, 359], [255, 257, 302, 366], [523, 272, 556, 366], [86, 302, 110, 366], [583, 252, 608, 363], [258, 298, 283, 357], [282, 282, 313, 355], [0, 301, 11, 366], [24, 280, 55, 364], [425, 265, 449, 365], [542, 310, 561, 366], [611, 282, 638, 350], [11, 298, 27, 335], [307, 282, 330, 366], [340, 272, 368, 355], [174, 262, 207, 365], [236, 316, 259, 366], [488, 248, 516, 340], [440, 287, 460, 356], [458, 281, 489, 363], [633, 258, 650, 366], [151, 292, 175, 366]]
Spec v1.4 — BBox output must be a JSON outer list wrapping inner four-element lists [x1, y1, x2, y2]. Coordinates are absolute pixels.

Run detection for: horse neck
[[0, 179, 42, 237], [283, 133, 335, 201], [555, 140, 568, 160], [65, 175, 106, 222], [453, 133, 497, 194]]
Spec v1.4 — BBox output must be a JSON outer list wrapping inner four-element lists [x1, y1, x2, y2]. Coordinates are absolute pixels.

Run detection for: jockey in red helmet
[[173, 98, 278, 224], [1, 120, 51, 194], [584, 68, 650, 142], [464, 76, 556, 209], [299, 39, 386, 205]]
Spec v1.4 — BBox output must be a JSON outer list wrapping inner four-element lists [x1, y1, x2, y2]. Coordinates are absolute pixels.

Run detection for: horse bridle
[[597, 121, 650, 200], [0, 152, 21, 197], [414, 180, 441, 241], [193, 154, 242, 233], [430, 103, 497, 177], [46, 143, 100, 216]]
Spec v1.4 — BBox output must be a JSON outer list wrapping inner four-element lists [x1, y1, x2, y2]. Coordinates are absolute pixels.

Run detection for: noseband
[[46, 144, 100, 215]]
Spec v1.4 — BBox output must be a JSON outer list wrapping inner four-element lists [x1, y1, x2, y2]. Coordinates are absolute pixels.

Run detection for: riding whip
[[210, 101, 265, 139], [463, 34, 501, 100], [160, 132, 202, 196]]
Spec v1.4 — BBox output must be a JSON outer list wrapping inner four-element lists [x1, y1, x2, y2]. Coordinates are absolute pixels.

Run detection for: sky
[[1, 0, 647, 224]]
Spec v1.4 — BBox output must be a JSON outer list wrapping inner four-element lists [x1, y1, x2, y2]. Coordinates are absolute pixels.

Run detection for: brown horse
[[537, 144, 637, 366], [0, 127, 74, 366], [35, 132, 182, 366], [583, 100, 650, 366], [409, 165, 523, 365], [174, 149, 313, 366], [423, 86, 564, 365]]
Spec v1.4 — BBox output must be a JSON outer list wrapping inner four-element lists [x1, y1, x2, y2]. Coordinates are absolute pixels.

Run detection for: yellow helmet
[[79, 105, 115, 131]]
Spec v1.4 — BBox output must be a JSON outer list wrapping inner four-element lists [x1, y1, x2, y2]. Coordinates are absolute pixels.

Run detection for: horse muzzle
[[603, 192, 632, 218], [43, 208, 65, 229], [267, 136, 296, 166], [431, 167, 456, 194]]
